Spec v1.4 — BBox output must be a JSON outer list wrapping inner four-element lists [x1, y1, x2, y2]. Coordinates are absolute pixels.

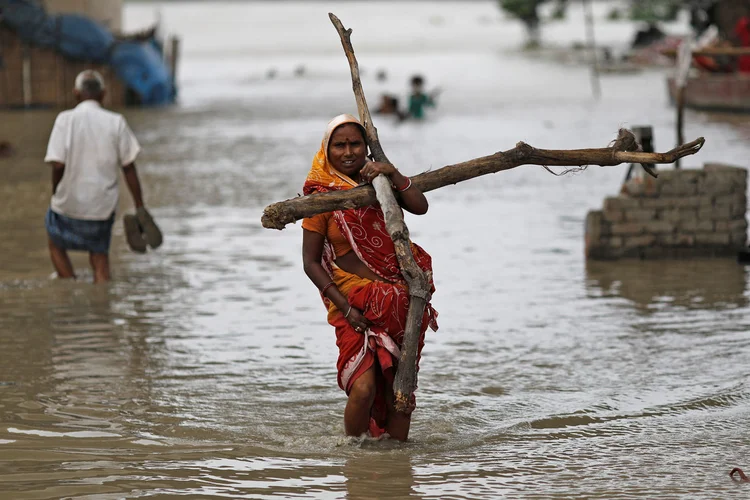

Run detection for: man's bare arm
[[50, 162, 65, 194], [122, 162, 144, 208]]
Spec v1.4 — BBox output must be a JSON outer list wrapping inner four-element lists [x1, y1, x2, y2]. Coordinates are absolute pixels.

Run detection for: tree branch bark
[[328, 13, 429, 414], [261, 136, 705, 230]]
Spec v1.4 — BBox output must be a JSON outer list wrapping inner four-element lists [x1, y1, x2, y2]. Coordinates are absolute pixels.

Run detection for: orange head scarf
[[303, 114, 367, 195], [302, 114, 437, 293]]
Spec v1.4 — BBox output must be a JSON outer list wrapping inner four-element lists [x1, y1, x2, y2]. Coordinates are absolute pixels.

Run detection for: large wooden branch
[[261, 136, 705, 230], [328, 14, 390, 163], [663, 46, 750, 57], [329, 13, 429, 414]]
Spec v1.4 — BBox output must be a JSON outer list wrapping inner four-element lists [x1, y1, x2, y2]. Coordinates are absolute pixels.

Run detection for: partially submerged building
[[0, 0, 178, 109]]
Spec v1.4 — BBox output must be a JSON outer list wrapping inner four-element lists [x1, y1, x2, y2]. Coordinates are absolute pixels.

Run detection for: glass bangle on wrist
[[396, 177, 412, 192], [320, 281, 335, 298]]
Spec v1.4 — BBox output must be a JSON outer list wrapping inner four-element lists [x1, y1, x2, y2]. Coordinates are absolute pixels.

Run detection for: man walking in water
[[44, 70, 154, 283]]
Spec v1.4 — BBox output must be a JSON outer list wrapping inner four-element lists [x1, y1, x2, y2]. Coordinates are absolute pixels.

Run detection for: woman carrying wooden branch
[[301, 114, 438, 441]]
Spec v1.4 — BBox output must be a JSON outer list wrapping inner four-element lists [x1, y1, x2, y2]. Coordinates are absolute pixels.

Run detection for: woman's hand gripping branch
[[359, 161, 429, 215], [302, 229, 371, 333]]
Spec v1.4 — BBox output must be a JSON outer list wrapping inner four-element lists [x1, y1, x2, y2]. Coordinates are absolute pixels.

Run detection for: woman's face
[[328, 123, 367, 179]]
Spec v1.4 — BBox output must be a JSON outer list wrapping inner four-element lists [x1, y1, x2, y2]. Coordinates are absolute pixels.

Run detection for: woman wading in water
[[301, 114, 438, 441]]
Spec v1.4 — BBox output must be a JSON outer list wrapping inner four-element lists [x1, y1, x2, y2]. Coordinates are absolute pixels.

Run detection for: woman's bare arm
[[302, 229, 370, 331]]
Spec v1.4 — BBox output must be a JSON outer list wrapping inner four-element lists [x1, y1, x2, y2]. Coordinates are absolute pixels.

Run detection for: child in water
[[407, 75, 439, 120]]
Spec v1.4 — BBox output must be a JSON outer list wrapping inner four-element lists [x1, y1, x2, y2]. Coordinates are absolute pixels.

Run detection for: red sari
[[302, 114, 438, 436]]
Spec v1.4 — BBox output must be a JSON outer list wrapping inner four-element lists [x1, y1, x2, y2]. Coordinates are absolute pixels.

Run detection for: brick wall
[[586, 164, 748, 259]]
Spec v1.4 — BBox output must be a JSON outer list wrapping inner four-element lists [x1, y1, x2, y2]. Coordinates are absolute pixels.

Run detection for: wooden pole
[[0, 27, 7, 108], [583, 0, 601, 100], [674, 35, 693, 169], [262, 134, 704, 230], [22, 44, 32, 108], [54, 44, 62, 108], [675, 88, 685, 169], [329, 13, 430, 414], [169, 36, 180, 82]]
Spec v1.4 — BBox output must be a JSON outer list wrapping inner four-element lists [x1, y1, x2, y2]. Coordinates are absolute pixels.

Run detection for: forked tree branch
[[329, 13, 430, 413], [262, 136, 704, 230]]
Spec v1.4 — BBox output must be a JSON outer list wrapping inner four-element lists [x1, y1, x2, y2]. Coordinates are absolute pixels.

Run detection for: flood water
[[2, 1, 750, 498]]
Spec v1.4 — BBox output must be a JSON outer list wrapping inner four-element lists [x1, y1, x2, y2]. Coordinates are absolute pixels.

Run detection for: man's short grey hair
[[74, 70, 106, 95]]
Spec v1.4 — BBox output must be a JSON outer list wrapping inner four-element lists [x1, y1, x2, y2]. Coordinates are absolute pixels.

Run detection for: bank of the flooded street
[[2, 2, 750, 498]]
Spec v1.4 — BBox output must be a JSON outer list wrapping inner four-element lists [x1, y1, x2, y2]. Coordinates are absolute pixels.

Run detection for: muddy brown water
[[1, 2, 750, 498]]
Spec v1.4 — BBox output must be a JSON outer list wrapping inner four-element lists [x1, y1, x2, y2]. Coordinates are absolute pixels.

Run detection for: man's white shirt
[[45, 100, 141, 220]]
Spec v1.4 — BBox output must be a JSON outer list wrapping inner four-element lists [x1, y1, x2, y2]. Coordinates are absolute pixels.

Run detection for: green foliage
[[630, 0, 682, 22], [550, 2, 567, 20], [498, 0, 546, 44], [498, 0, 569, 43], [607, 7, 624, 21], [498, 0, 546, 24], [497, 0, 686, 45]]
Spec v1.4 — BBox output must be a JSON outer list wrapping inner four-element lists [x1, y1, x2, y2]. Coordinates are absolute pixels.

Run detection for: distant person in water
[[691, 25, 734, 73], [375, 94, 405, 120], [407, 75, 439, 120], [44, 70, 159, 283]]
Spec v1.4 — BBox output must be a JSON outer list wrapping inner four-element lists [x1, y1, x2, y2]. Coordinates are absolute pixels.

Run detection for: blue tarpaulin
[[111, 42, 174, 105], [0, 0, 175, 105]]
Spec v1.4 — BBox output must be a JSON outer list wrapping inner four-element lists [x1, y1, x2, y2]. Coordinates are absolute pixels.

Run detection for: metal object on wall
[[624, 126, 655, 182]]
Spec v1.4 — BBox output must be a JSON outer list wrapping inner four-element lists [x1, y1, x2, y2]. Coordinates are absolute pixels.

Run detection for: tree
[[498, 0, 563, 47], [630, 0, 682, 22], [498, 0, 686, 47]]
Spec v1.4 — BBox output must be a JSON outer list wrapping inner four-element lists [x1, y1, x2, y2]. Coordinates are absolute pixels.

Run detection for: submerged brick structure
[[586, 164, 748, 259]]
